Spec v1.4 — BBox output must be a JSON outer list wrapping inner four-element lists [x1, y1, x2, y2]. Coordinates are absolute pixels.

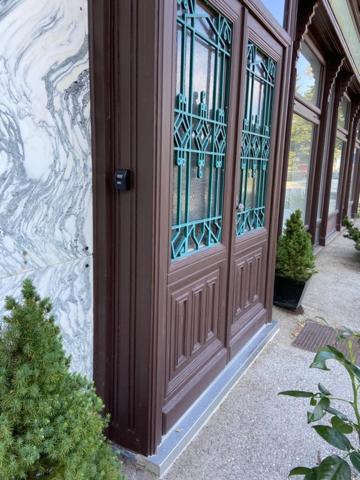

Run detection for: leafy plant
[[0, 279, 124, 480], [280, 328, 360, 479], [343, 216, 360, 251], [276, 210, 316, 282]]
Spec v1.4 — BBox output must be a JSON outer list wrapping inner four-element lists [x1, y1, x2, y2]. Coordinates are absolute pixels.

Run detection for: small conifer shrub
[[343, 216, 360, 251], [0, 279, 124, 480], [276, 209, 316, 282]]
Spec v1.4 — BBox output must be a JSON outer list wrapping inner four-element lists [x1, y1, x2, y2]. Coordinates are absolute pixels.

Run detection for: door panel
[[163, 0, 242, 432], [228, 16, 283, 357]]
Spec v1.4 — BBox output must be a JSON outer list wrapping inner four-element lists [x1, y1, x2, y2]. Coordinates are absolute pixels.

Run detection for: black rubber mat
[[292, 321, 360, 364]]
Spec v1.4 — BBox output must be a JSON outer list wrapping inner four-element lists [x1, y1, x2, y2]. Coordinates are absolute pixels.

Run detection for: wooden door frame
[[89, 0, 167, 455], [89, 0, 295, 457]]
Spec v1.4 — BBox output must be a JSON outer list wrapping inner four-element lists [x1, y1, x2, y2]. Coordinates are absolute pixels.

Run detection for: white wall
[[0, 0, 93, 377]]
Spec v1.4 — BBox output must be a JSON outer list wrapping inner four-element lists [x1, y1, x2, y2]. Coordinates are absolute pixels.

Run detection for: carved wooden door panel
[[162, 0, 241, 432], [227, 16, 283, 357]]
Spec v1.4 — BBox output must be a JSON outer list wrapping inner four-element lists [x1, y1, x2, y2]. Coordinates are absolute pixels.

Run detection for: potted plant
[[273, 209, 316, 310], [343, 216, 360, 251]]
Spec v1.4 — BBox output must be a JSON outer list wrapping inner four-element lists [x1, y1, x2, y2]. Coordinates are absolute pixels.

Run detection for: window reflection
[[295, 43, 322, 106], [261, 0, 285, 26], [337, 97, 349, 130], [284, 114, 315, 222], [329, 139, 344, 214], [349, 148, 358, 202]]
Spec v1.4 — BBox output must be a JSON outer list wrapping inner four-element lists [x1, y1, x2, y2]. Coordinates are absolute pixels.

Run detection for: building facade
[[0, 0, 359, 464]]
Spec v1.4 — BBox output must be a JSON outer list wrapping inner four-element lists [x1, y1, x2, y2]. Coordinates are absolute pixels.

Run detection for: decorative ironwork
[[171, 0, 232, 259], [236, 42, 276, 236]]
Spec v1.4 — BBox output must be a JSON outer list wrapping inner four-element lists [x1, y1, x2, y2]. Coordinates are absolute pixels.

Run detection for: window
[[284, 41, 323, 224], [327, 95, 351, 217], [284, 114, 315, 222], [295, 43, 322, 107], [172, 0, 232, 259], [337, 97, 350, 130], [329, 139, 344, 214], [236, 42, 277, 235], [260, 0, 286, 26], [350, 148, 359, 202]]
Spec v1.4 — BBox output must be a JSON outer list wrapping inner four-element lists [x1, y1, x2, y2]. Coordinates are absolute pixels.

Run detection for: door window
[[236, 41, 276, 236], [172, 0, 232, 259]]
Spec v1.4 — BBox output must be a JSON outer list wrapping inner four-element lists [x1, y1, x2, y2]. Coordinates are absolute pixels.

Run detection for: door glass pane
[[172, 0, 232, 260], [329, 138, 345, 214], [236, 42, 277, 236], [295, 43, 322, 106], [260, 0, 286, 26], [284, 114, 315, 223]]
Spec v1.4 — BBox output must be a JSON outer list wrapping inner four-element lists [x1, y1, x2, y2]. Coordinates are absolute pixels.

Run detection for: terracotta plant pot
[[273, 275, 309, 311]]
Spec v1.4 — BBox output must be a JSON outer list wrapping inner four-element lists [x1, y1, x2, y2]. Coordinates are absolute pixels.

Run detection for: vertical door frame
[[89, 0, 169, 455]]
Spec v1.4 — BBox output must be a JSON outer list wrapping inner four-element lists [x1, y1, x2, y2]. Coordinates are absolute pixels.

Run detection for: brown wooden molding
[[326, 57, 345, 103], [335, 72, 355, 109], [294, 0, 319, 59]]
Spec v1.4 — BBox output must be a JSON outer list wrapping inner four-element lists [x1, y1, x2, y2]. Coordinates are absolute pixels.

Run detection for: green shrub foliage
[[276, 210, 316, 282], [343, 216, 360, 251], [0, 279, 124, 480], [280, 327, 360, 479]]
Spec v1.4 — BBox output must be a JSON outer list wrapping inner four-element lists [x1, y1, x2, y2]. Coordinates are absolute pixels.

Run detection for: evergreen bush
[[276, 209, 316, 282], [0, 279, 124, 480], [343, 216, 360, 251]]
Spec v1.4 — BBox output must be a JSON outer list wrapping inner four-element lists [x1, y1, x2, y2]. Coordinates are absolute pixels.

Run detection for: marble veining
[[0, 0, 93, 376], [0, 0, 92, 278], [0, 257, 93, 378]]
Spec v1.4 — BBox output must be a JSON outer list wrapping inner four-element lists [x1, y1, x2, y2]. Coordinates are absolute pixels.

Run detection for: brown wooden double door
[[162, 1, 284, 432]]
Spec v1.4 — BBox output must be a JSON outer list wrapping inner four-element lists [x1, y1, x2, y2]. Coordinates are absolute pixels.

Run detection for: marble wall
[[0, 0, 93, 377]]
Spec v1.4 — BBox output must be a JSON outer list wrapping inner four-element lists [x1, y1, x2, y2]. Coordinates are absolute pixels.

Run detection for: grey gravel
[[123, 228, 360, 479]]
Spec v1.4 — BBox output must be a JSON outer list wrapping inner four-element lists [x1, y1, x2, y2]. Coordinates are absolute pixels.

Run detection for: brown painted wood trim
[[353, 146, 360, 215], [322, 0, 360, 85], [89, 0, 168, 455], [278, 0, 319, 234], [309, 56, 344, 240], [339, 101, 360, 226], [89, 0, 114, 407], [319, 71, 353, 244]]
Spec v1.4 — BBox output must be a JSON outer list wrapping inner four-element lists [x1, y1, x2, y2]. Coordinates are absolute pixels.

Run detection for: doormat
[[292, 321, 360, 365]]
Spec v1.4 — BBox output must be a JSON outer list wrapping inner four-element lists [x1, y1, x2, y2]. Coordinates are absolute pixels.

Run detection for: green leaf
[[318, 383, 331, 396], [304, 470, 317, 480], [279, 390, 314, 398], [313, 426, 353, 451], [331, 416, 353, 434], [308, 397, 330, 423], [310, 397, 317, 406], [317, 455, 351, 480], [310, 347, 344, 371], [349, 452, 360, 473], [324, 407, 349, 422], [289, 467, 313, 476]]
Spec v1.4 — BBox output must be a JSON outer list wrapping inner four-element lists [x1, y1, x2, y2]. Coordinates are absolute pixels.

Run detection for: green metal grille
[[171, 0, 232, 260], [236, 42, 276, 236]]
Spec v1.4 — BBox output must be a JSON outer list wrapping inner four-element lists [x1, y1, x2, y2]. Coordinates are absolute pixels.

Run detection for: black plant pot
[[273, 275, 309, 311]]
